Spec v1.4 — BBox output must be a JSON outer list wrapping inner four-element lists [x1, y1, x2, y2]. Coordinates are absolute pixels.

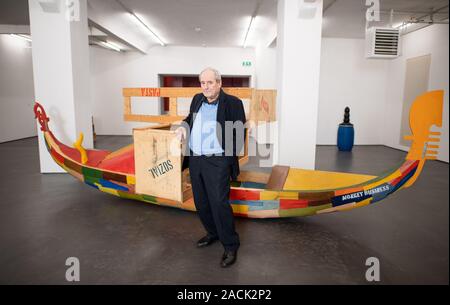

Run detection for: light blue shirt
[[189, 99, 224, 156]]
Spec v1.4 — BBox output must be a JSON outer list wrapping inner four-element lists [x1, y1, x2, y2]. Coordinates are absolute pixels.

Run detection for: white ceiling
[[88, 0, 278, 48], [0, 0, 448, 48]]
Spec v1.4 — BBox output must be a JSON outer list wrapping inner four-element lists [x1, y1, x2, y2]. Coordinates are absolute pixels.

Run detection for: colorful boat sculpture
[[33, 90, 444, 218]]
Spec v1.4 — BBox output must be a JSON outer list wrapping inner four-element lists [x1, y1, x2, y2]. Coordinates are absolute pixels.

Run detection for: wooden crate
[[133, 124, 184, 202]]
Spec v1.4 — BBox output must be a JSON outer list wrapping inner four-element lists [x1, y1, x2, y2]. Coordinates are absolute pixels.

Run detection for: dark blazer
[[181, 89, 247, 181]]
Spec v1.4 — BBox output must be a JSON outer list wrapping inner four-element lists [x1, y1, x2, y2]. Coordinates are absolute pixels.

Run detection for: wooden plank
[[134, 124, 172, 131], [266, 165, 290, 190], [124, 96, 131, 116], [250, 89, 277, 123], [183, 188, 193, 202], [123, 87, 253, 99], [123, 88, 161, 97], [169, 97, 178, 116], [237, 170, 270, 184], [238, 155, 249, 167], [124, 114, 185, 124]]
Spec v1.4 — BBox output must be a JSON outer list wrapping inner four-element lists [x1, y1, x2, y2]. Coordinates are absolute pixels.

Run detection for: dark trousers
[[189, 155, 240, 252]]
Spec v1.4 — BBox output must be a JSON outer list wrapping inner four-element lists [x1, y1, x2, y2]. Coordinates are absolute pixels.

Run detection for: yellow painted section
[[259, 190, 299, 200], [126, 175, 136, 185], [278, 191, 299, 199], [97, 185, 120, 196], [402, 91, 443, 188], [260, 191, 280, 200], [283, 168, 376, 191], [231, 204, 249, 214], [73, 132, 88, 164], [352, 198, 372, 209]]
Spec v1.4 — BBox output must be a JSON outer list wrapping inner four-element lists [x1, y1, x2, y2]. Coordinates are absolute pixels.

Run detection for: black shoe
[[197, 235, 218, 248], [221, 250, 237, 268]]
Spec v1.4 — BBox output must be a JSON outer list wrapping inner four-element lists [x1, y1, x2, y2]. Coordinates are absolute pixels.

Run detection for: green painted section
[[117, 191, 143, 201], [142, 194, 158, 203], [84, 176, 100, 185], [279, 204, 332, 217], [82, 167, 103, 178]]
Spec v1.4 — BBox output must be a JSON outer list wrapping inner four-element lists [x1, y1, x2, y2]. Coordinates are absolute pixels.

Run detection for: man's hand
[[175, 126, 186, 141]]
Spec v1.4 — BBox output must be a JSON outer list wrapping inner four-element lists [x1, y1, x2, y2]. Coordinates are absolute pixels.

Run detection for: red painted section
[[391, 160, 419, 186], [233, 213, 249, 218], [230, 189, 260, 201], [47, 132, 111, 167], [280, 199, 309, 209], [57, 144, 110, 167], [50, 147, 65, 164], [97, 148, 135, 174]]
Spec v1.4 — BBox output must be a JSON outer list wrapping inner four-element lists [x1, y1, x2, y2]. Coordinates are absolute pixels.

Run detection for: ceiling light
[[393, 22, 406, 28], [10, 34, 32, 43], [129, 12, 166, 46], [243, 16, 255, 48], [99, 41, 121, 52]]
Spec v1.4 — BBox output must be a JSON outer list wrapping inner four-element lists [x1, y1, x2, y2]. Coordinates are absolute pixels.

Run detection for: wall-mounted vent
[[365, 27, 401, 59]]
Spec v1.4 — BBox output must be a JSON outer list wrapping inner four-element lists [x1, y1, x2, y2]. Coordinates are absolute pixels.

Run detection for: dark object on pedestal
[[337, 107, 354, 151]]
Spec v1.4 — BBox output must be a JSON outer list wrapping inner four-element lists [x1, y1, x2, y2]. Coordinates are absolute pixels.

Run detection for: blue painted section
[[248, 201, 280, 211], [99, 179, 129, 191], [240, 182, 266, 189], [230, 200, 281, 211], [389, 167, 417, 194], [370, 183, 394, 203], [230, 200, 263, 206], [331, 191, 371, 207]]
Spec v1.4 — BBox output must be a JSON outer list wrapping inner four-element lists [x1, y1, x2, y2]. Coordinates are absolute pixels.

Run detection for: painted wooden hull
[[33, 90, 443, 218]]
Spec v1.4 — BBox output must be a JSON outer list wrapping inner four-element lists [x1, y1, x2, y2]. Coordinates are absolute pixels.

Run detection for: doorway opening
[[159, 75, 251, 113]]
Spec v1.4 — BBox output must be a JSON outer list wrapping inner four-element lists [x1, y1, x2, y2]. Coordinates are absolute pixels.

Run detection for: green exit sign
[[242, 61, 252, 67]]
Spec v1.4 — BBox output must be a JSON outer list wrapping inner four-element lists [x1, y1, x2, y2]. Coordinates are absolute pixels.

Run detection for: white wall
[[0, 34, 36, 143], [383, 24, 449, 162], [317, 38, 389, 145], [255, 45, 277, 89], [90, 45, 255, 135]]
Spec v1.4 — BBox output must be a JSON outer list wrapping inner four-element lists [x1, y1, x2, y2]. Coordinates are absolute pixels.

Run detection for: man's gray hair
[[199, 67, 222, 82]]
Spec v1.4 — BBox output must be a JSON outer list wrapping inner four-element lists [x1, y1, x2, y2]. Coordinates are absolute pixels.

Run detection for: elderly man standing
[[176, 67, 246, 268]]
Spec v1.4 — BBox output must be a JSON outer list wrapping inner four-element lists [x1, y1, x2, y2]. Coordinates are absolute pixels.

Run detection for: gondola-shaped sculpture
[[34, 90, 443, 218]]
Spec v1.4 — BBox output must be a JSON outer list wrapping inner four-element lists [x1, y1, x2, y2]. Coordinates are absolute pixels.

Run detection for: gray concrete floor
[[0, 136, 448, 284]]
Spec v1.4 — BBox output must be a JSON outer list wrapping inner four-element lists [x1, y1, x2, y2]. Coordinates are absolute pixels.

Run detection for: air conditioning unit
[[365, 27, 401, 59]]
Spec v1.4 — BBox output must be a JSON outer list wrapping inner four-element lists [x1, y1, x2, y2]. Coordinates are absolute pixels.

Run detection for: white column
[[275, 0, 323, 169], [29, 0, 93, 173]]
